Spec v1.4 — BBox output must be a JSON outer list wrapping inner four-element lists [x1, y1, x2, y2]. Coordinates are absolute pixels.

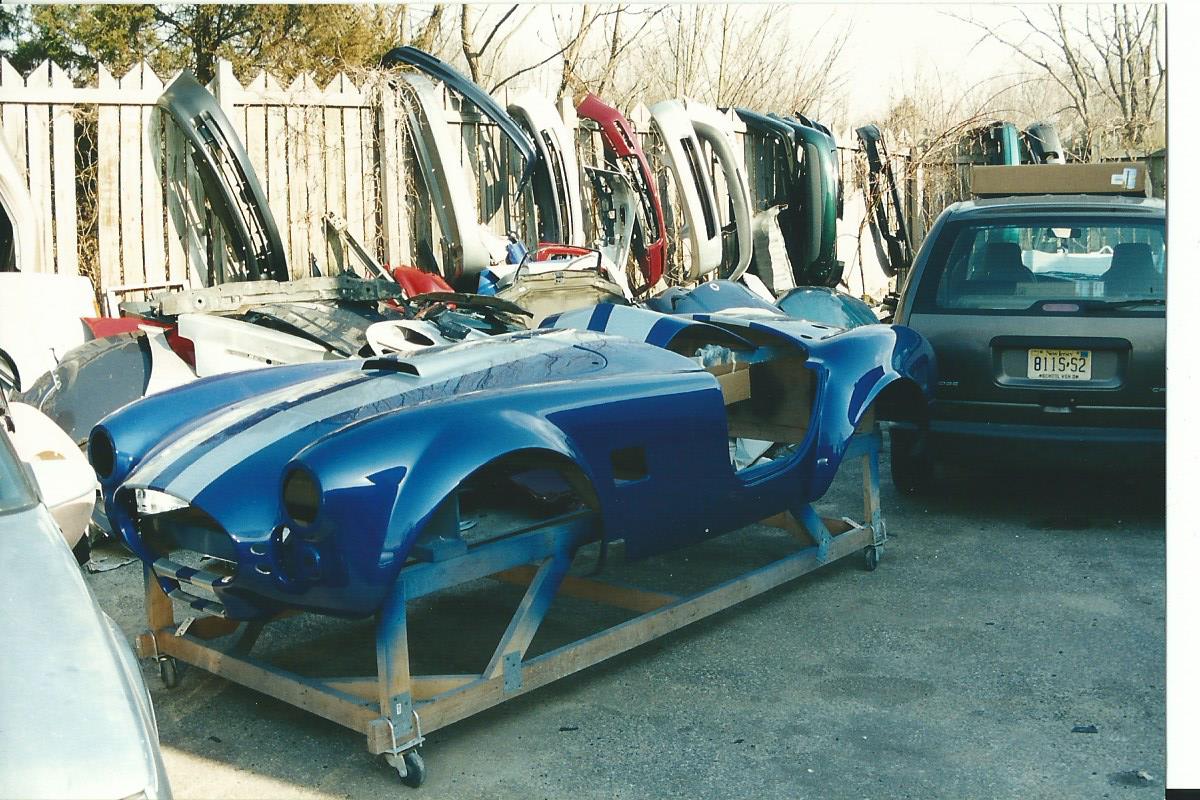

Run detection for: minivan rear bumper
[[928, 418, 1165, 445]]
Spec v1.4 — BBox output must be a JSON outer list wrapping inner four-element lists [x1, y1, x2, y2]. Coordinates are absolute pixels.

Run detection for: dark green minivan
[[892, 193, 1165, 491]]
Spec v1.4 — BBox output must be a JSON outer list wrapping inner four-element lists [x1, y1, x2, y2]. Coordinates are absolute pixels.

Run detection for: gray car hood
[[158, 71, 289, 284]]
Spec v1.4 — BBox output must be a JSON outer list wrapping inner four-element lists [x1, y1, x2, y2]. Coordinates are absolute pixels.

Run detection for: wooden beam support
[[410, 523, 873, 736], [483, 551, 571, 680], [155, 633, 377, 734], [490, 567, 679, 614]]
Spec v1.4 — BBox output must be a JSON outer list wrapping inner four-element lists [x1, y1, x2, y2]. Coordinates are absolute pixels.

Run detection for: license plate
[[1027, 348, 1092, 381]]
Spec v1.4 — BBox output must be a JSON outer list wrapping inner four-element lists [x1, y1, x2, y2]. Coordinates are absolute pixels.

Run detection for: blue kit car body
[[93, 299, 934, 620]]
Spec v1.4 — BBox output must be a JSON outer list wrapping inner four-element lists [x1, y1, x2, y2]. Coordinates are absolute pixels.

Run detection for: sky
[[831, 4, 1020, 122]]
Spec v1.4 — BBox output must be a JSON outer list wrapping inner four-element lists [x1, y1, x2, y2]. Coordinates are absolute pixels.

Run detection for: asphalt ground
[[87, 436, 1165, 799]]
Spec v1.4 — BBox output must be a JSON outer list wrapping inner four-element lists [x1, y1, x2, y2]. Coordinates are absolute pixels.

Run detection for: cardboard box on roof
[[971, 162, 1150, 198]]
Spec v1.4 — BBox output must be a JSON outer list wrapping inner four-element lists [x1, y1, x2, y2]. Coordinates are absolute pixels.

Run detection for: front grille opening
[[138, 501, 239, 566]]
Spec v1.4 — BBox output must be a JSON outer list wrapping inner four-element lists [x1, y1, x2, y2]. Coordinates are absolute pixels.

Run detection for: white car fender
[[647, 100, 722, 280], [686, 101, 754, 280], [508, 90, 586, 247]]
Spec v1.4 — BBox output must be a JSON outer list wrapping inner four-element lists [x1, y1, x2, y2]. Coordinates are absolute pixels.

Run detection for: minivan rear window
[[913, 217, 1165, 314]]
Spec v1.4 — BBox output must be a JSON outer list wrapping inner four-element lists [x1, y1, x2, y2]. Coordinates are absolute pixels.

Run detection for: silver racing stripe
[[128, 369, 361, 489], [132, 332, 582, 501], [163, 372, 417, 499]]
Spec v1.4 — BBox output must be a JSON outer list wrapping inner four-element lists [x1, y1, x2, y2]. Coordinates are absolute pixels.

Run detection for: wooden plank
[[262, 73, 289, 268], [162, 100, 192, 286], [158, 633, 378, 734], [327, 674, 474, 703], [144, 563, 175, 635], [357, 105, 378, 264], [322, 82, 345, 271], [375, 580, 413, 735], [491, 566, 678, 614], [139, 64, 167, 288], [49, 67, 78, 276], [243, 73, 268, 208], [95, 64, 122, 289], [400, 513, 596, 600], [342, 95, 366, 268], [118, 65, 144, 285], [24, 62, 54, 274], [285, 75, 310, 278], [377, 86, 403, 266], [483, 552, 571, 679], [301, 75, 325, 276]]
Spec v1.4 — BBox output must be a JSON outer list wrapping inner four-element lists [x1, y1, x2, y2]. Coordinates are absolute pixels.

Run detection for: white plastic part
[[7, 402, 98, 548], [399, 74, 504, 284], [365, 320, 486, 355], [739, 272, 775, 302], [0, 273, 96, 392], [0, 135, 49, 276], [508, 90, 586, 247], [686, 102, 753, 280], [647, 100, 722, 280], [177, 313, 332, 377], [142, 328, 197, 395]]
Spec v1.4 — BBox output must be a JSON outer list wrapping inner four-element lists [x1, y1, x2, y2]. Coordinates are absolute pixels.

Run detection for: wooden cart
[[135, 429, 887, 788]]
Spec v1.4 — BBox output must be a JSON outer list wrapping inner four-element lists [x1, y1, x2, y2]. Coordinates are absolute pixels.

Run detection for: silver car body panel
[[398, 74, 506, 284], [0, 434, 170, 799], [685, 101, 753, 280], [0, 133, 48, 274], [648, 100, 722, 280], [508, 90, 586, 247]]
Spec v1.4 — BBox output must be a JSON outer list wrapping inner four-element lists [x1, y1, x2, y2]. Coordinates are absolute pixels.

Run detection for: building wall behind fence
[[0, 57, 911, 301]]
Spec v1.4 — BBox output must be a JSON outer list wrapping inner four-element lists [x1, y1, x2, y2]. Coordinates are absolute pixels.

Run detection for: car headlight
[[89, 428, 116, 479], [282, 467, 321, 527], [134, 488, 189, 516]]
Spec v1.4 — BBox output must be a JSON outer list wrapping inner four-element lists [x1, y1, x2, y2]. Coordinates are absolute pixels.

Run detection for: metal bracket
[[389, 692, 414, 734], [503, 651, 523, 693]]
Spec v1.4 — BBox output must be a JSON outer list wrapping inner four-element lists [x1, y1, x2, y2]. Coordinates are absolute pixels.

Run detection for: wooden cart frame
[[135, 429, 886, 787]]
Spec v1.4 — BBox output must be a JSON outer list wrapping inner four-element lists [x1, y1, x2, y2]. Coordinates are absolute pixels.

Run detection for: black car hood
[[158, 72, 289, 284], [380, 46, 538, 189]]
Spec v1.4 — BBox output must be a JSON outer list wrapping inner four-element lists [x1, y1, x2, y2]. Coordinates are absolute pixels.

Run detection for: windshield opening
[[915, 216, 1165, 313]]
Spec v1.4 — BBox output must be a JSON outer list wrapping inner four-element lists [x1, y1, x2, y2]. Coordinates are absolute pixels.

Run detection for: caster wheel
[[158, 656, 178, 689], [864, 545, 881, 572], [397, 750, 426, 788]]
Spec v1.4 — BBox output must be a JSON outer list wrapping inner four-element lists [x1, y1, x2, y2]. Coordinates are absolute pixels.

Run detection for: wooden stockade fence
[[0, 57, 914, 299]]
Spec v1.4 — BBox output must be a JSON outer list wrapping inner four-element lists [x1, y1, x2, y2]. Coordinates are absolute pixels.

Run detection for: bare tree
[[952, 4, 1165, 157], [629, 5, 850, 122]]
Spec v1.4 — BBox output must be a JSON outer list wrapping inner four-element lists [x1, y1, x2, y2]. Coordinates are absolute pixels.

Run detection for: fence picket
[[95, 65, 122, 290], [139, 63, 167, 288], [117, 65, 144, 286], [24, 62, 54, 275], [49, 63, 78, 277]]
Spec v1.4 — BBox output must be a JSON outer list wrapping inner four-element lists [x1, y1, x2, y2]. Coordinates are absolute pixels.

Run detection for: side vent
[[363, 357, 420, 376], [610, 447, 648, 484]]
